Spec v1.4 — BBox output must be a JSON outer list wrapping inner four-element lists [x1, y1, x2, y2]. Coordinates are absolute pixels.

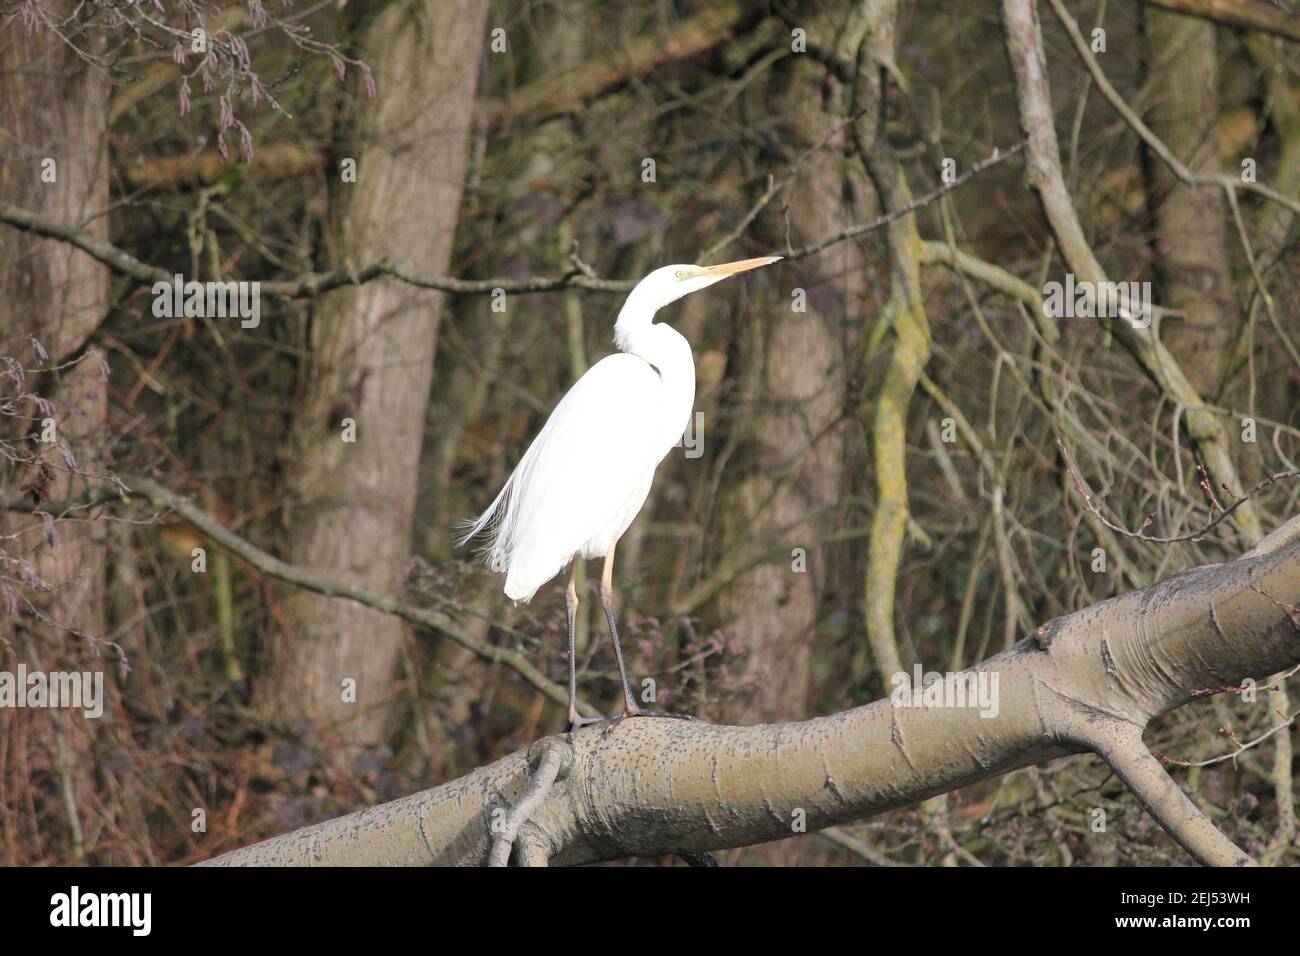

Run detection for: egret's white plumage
[[456, 256, 781, 728], [459, 349, 689, 601]]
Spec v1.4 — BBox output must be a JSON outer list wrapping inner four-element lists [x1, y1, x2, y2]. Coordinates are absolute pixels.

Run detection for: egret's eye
[[675, 270, 685, 280]]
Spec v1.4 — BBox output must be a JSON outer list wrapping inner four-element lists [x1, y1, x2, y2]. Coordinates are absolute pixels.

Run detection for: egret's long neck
[[613, 290, 658, 355]]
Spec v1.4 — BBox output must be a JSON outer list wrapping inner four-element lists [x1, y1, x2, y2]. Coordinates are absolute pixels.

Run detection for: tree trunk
[[267, 0, 488, 752], [0, 4, 110, 636], [715, 15, 850, 728], [0, 3, 111, 863], [1141, 9, 1236, 399]]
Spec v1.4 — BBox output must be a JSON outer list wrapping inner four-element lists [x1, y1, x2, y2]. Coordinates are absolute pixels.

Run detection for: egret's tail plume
[[451, 512, 490, 550], [453, 491, 505, 555], [453, 479, 519, 580], [455, 478, 557, 605], [453, 406, 587, 604]]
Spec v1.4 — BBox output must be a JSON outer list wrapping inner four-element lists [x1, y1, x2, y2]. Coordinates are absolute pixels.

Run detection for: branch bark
[[1082, 721, 1255, 866]]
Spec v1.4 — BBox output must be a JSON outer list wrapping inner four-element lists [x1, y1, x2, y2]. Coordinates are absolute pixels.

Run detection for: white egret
[[457, 255, 782, 731]]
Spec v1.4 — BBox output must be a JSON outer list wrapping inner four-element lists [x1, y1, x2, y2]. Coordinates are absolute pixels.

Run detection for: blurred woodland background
[[0, 0, 1298, 866]]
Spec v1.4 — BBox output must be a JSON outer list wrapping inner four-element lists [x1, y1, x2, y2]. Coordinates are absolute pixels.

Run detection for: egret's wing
[[457, 353, 670, 601]]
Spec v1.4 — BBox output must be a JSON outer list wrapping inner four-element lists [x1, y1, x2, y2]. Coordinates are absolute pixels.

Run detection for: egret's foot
[[601, 705, 697, 736], [566, 713, 606, 734]]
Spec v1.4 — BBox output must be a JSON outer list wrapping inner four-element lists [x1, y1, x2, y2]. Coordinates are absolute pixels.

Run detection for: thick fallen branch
[[199, 515, 1300, 866]]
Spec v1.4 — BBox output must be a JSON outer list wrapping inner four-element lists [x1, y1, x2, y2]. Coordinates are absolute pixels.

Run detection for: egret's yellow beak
[[699, 255, 783, 278]]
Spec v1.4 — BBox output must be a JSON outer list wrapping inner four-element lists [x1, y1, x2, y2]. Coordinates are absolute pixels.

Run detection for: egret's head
[[632, 256, 783, 312]]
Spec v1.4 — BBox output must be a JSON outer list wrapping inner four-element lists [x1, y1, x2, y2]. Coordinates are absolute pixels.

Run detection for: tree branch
[[198, 526, 1300, 866], [1056, 434, 1300, 544], [849, 0, 933, 681], [1049, 0, 1300, 216], [486, 0, 757, 124], [1081, 721, 1256, 866], [488, 740, 569, 867], [1145, 0, 1300, 43], [123, 476, 586, 714], [999, 0, 1263, 541], [779, 142, 1025, 261], [917, 240, 1042, 311], [0, 139, 1019, 311]]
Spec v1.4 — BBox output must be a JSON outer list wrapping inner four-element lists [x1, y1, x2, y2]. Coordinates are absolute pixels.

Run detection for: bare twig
[[1001, 0, 1261, 539], [1048, 0, 1299, 215], [780, 142, 1026, 261], [1056, 434, 1299, 544], [0, 141, 1022, 320]]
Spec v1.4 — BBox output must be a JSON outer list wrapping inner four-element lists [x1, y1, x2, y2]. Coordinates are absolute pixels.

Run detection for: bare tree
[[1142, 7, 1236, 398], [0, 1, 112, 863], [266, 0, 489, 751], [0, 1, 111, 643], [717, 4, 852, 726]]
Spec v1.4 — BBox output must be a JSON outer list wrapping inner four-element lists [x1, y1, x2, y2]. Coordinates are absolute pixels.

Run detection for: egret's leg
[[565, 564, 601, 733], [599, 546, 696, 724], [598, 548, 639, 715]]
